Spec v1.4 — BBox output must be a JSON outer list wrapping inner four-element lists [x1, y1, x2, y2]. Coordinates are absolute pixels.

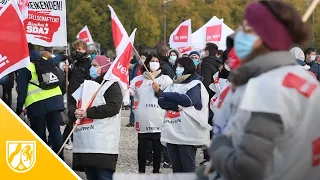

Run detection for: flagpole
[[132, 46, 155, 81], [58, 79, 106, 155], [302, 0, 320, 22]]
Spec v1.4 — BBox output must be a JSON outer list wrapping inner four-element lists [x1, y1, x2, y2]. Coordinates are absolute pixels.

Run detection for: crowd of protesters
[[1, 1, 320, 180]]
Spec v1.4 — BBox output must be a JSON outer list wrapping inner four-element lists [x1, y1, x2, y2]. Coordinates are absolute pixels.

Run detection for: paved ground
[[64, 110, 205, 179], [5, 86, 204, 179]]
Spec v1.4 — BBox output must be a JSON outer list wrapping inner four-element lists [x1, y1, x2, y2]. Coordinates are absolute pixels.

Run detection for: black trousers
[[204, 111, 214, 161], [138, 133, 161, 173], [30, 110, 64, 160]]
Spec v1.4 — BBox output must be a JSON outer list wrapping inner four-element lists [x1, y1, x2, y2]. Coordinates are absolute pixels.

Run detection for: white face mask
[[149, 62, 160, 72], [310, 55, 316, 61], [224, 64, 231, 71]]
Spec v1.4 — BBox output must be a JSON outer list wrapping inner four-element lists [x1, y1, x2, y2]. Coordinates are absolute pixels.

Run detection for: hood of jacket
[[168, 49, 181, 57]]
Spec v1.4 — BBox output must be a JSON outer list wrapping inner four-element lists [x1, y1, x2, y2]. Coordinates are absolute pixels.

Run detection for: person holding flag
[[130, 53, 173, 173], [63, 40, 91, 148], [72, 67, 123, 180]]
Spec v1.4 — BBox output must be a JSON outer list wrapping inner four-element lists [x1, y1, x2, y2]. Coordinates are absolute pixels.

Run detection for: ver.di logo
[[6, 141, 36, 173]]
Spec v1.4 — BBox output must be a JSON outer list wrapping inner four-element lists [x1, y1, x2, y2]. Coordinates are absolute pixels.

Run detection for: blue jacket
[[158, 74, 203, 112], [16, 51, 65, 118], [310, 61, 320, 80], [129, 63, 141, 81]]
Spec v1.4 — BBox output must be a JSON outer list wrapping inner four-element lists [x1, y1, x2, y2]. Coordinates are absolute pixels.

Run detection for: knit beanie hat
[[244, 2, 293, 50]]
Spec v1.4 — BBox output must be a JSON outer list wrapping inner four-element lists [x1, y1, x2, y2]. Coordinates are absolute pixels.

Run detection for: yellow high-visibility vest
[[24, 63, 62, 108]]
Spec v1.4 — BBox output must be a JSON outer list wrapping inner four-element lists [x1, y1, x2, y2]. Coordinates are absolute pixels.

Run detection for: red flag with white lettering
[[0, 0, 30, 79], [108, 5, 130, 56], [169, 19, 192, 48], [76, 25, 94, 45], [103, 29, 136, 90]]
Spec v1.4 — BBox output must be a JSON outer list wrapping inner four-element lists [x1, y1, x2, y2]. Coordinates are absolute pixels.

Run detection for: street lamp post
[[163, 0, 172, 44]]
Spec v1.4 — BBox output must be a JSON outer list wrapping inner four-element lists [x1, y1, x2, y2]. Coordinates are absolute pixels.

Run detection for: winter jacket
[[67, 53, 91, 120], [296, 59, 306, 66], [159, 56, 175, 79], [1, 72, 15, 90], [201, 56, 222, 98], [309, 61, 320, 80], [209, 52, 320, 180], [158, 73, 203, 112], [16, 50, 65, 118], [129, 63, 142, 81], [73, 77, 123, 172]]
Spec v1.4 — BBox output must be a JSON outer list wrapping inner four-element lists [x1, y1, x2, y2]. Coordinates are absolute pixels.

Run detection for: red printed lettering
[[173, 25, 188, 43], [217, 86, 231, 108], [24, 11, 60, 42], [206, 24, 222, 42], [133, 101, 139, 110], [135, 80, 143, 89], [135, 121, 140, 131], [165, 111, 180, 119], [282, 73, 318, 98]]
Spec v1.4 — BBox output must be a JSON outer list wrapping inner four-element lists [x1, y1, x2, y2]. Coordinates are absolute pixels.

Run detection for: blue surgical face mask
[[175, 66, 184, 77], [193, 59, 199, 67], [234, 31, 259, 60], [90, 66, 99, 79]]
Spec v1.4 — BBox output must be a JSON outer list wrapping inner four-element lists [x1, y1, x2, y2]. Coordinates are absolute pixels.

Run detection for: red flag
[[0, 0, 30, 79], [108, 5, 130, 56], [76, 26, 94, 45], [103, 29, 136, 90], [169, 19, 192, 48]]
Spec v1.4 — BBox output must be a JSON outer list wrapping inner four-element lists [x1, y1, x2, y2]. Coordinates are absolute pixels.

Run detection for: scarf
[[143, 70, 162, 80], [173, 74, 191, 84]]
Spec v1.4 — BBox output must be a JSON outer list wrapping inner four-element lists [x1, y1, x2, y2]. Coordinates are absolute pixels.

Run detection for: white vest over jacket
[[223, 65, 320, 180], [130, 74, 173, 133], [161, 80, 211, 146], [73, 81, 121, 155]]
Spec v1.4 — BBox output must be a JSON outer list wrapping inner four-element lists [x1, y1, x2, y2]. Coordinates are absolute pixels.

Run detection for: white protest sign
[[25, 0, 67, 47]]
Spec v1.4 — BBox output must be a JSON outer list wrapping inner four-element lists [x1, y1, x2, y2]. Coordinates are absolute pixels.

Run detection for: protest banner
[[24, 0, 67, 47]]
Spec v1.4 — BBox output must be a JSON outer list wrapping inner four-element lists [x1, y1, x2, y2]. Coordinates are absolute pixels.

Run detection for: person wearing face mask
[[188, 51, 201, 74], [201, 1, 320, 180], [157, 44, 175, 79], [130, 54, 173, 173], [89, 55, 112, 80], [72, 64, 123, 180], [126, 53, 147, 127], [63, 40, 91, 149], [157, 57, 211, 173], [304, 48, 320, 80], [168, 49, 180, 72]]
